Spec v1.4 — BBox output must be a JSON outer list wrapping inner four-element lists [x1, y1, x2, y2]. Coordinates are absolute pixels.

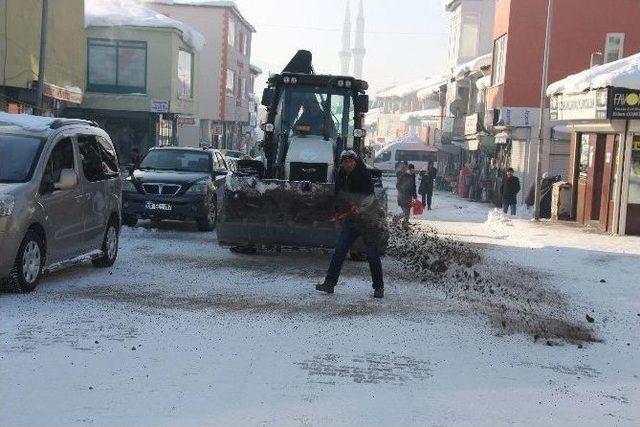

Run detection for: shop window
[[604, 33, 625, 63], [88, 39, 146, 94], [629, 135, 640, 204], [492, 35, 508, 86], [178, 50, 193, 99], [578, 134, 590, 177], [226, 69, 236, 97]]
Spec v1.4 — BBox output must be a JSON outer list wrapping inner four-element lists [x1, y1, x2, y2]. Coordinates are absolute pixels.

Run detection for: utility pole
[[35, 0, 49, 116], [534, 0, 554, 220]]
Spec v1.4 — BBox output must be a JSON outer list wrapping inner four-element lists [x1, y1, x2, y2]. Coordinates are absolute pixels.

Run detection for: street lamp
[[534, 0, 554, 220]]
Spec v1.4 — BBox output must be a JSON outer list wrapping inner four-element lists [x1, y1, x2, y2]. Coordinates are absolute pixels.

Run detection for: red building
[[486, 0, 640, 202]]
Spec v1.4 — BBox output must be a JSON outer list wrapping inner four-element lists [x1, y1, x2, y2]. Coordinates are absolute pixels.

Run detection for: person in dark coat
[[316, 150, 385, 298], [418, 161, 437, 210], [397, 163, 417, 224], [501, 167, 521, 215]]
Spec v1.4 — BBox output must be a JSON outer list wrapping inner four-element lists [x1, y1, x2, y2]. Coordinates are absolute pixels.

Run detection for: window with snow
[[243, 34, 250, 56], [88, 39, 147, 94], [240, 77, 247, 100], [448, 12, 462, 67], [226, 69, 236, 96], [604, 33, 625, 63], [492, 35, 508, 86], [178, 50, 193, 99], [228, 19, 236, 47]]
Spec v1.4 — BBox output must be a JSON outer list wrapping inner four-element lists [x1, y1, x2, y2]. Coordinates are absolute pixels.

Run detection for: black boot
[[315, 281, 335, 294], [373, 288, 384, 298]]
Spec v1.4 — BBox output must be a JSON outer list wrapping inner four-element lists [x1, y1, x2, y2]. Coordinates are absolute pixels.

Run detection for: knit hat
[[340, 149, 357, 161]]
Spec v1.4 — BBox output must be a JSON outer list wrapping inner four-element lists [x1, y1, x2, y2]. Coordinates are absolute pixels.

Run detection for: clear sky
[[230, 0, 451, 94]]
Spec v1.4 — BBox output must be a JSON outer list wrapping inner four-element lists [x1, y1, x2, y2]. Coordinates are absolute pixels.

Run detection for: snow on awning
[[86, 0, 206, 51], [452, 53, 492, 81], [547, 51, 640, 96], [399, 108, 442, 123], [476, 75, 491, 91], [416, 75, 448, 99]]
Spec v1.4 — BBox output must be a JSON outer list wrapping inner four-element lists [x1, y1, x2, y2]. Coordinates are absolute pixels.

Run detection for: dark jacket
[[419, 167, 437, 194], [396, 172, 417, 207], [501, 175, 521, 202], [335, 160, 374, 195]]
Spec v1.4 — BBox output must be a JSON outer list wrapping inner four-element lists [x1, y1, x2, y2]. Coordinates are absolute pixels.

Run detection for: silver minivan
[[0, 113, 122, 292]]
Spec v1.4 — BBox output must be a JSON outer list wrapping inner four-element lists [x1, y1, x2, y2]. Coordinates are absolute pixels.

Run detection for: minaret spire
[[352, 0, 365, 79], [339, 0, 352, 75]]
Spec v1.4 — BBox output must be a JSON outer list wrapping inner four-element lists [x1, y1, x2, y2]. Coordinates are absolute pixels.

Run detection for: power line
[[252, 22, 447, 37]]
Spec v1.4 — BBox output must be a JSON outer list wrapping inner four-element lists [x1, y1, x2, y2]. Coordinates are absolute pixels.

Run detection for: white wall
[[448, 0, 495, 67]]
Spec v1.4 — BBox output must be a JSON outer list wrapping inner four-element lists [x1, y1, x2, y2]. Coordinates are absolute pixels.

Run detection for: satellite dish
[[449, 99, 466, 118]]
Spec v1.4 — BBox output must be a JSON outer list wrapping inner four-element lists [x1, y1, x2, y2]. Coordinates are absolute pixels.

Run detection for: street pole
[[35, 0, 49, 116], [534, 0, 553, 220]]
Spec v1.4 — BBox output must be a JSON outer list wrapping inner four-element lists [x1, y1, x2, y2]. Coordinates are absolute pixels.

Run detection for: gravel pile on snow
[[385, 216, 598, 345]]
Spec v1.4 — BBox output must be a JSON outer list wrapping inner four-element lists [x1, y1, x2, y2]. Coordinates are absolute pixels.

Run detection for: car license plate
[[145, 202, 172, 211]]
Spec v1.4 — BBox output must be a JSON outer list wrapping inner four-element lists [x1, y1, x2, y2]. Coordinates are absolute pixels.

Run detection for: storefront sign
[[177, 116, 197, 126], [212, 123, 223, 136], [499, 107, 538, 127], [150, 99, 170, 113], [608, 87, 640, 119], [38, 82, 82, 104], [550, 89, 608, 121], [464, 114, 479, 136]]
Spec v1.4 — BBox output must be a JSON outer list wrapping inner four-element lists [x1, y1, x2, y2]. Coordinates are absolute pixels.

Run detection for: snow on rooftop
[[547, 51, 640, 96], [452, 53, 492, 81], [377, 76, 447, 99], [400, 108, 442, 122], [0, 113, 56, 132], [416, 75, 448, 99], [151, 0, 256, 32], [86, 0, 206, 51]]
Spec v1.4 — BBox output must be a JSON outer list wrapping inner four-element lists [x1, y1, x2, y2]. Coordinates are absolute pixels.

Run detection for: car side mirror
[[53, 168, 78, 190], [261, 88, 275, 107], [355, 94, 369, 113]]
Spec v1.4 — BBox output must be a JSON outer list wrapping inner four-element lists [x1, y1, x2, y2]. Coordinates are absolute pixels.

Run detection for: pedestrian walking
[[397, 163, 417, 225], [316, 150, 386, 298], [418, 161, 437, 210], [501, 167, 521, 215]]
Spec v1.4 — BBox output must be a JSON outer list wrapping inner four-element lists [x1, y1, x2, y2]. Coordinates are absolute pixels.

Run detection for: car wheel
[[92, 220, 119, 268], [8, 231, 44, 293], [122, 214, 138, 227], [197, 196, 217, 232]]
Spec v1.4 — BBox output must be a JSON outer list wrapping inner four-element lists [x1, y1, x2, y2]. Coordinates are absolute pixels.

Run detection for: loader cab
[[260, 73, 369, 182]]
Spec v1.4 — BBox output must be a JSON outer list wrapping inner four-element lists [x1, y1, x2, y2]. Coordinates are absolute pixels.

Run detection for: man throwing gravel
[[316, 150, 386, 298]]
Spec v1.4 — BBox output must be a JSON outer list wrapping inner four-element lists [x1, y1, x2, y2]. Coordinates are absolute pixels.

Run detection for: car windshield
[[139, 149, 211, 173], [0, 134, 45, 183]]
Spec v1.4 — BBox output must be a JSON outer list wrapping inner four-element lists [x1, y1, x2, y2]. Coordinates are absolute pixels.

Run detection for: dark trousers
[[502, 198, 517, 215], [421, 189, 433, 209], [401, 205, 411, 222], [325, 220, 383, 289]]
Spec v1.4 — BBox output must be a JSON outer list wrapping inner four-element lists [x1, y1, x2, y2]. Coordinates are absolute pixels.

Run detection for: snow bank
[[85, 0, 206, 51], [547, 51, 640, 95], [0, 113, 55, 132], [452, 53, 492, 81]]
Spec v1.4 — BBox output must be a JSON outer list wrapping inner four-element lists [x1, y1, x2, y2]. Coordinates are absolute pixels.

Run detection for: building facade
[[0, 0, 85, 115], [149, 1, 257, 151], [486, 0, 640, 204], [64, 1, 203, 165]]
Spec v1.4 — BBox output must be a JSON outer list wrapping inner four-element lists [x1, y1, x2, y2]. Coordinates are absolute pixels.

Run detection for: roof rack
[[49, 119, 98, 129]]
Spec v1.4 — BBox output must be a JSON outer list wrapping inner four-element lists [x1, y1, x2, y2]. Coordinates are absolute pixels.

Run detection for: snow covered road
[[1, 185, 639, 426]]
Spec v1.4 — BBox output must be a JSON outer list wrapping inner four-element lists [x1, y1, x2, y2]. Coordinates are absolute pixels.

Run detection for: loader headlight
[[260, 122, 275, 133], [337, 80, 345, 87], [353, 128, 366, 138], [290, 77, 298, 84], [345, 80, 352, 88], [283, 76, 291, 84], [0, 194, 15, 217]]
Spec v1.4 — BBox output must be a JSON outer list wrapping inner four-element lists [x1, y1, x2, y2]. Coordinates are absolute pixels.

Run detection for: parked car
[[0, 113, 122, 292], [373, 139, 438, 173], [122, 147, 229, 231], [219, 149, 246, 172]]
